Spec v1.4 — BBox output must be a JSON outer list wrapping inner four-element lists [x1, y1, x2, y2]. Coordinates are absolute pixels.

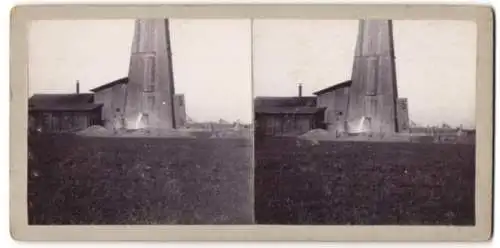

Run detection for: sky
[[29, 19, 476, 127]]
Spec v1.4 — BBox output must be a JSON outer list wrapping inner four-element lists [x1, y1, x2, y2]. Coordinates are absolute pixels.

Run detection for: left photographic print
[[27, 19, 254, 225]]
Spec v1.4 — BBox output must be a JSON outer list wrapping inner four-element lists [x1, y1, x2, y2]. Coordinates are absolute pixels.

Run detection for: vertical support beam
[[397, 98, 410, 132]]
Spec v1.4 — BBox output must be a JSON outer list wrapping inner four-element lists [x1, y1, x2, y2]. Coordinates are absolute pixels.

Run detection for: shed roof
[[313, 80, 352, 95], [254, 96, 317, 108], [90, 77, 128, 92], [255, 106, 325, 115], [28, 93, 102, 112]]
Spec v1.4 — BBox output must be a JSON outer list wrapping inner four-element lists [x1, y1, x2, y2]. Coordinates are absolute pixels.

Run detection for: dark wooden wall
[[255, 113, 323, 137], [29, 109, 103, 133]]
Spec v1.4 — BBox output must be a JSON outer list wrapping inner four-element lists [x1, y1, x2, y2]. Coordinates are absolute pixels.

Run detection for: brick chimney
[[298, 83, 303, 98], [76, 80, 80, 94]]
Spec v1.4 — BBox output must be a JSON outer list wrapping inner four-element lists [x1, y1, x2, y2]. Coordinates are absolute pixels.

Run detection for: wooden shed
[[90, 77, 128, 129], [28, 94, 103, 133], [254, 97, 325, 137], [313, 80, 351, 134]]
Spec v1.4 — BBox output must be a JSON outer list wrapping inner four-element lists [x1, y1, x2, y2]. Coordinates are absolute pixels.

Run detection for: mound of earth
[[298, 129, 334, 140], [77, 125, 112, 136], [117, 128, 196, 139]]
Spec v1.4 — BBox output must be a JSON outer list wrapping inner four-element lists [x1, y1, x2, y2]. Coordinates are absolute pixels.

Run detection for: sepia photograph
[[9, 3, 493, 241], [27, 18, 254, 225], [253, 19, 477, 225]]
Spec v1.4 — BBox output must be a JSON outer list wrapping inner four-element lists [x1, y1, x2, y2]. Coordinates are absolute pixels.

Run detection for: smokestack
[[298, 83, 303, 98], [125, 19, 176, 129], [76, 80, 80, 94]]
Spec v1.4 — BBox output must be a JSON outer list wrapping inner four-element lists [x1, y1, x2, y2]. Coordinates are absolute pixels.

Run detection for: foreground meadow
[[28, 133, 253, 225], [254, 137, 475, 225]]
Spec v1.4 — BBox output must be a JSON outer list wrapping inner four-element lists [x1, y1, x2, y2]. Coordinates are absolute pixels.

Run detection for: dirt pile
[[77, 126, 197, 139], [117, 128, 196, 139], [298, 129, 334, 140], [77, 125, 112, 136]]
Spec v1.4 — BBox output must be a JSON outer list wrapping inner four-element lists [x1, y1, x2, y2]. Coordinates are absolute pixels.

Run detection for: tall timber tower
[[124, 19, 176, 129], [346, 19, 399, 134]]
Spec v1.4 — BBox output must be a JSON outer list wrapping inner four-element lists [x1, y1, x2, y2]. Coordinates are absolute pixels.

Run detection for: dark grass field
[[254, 137, 475, 225], [28, 133, 253, 225]]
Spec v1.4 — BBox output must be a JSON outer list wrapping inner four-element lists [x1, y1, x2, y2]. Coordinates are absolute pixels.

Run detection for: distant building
[[28, 86, 103, 133]]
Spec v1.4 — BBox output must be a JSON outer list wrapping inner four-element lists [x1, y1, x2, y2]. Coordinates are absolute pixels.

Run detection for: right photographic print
[[252, 19, 477, 225]]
